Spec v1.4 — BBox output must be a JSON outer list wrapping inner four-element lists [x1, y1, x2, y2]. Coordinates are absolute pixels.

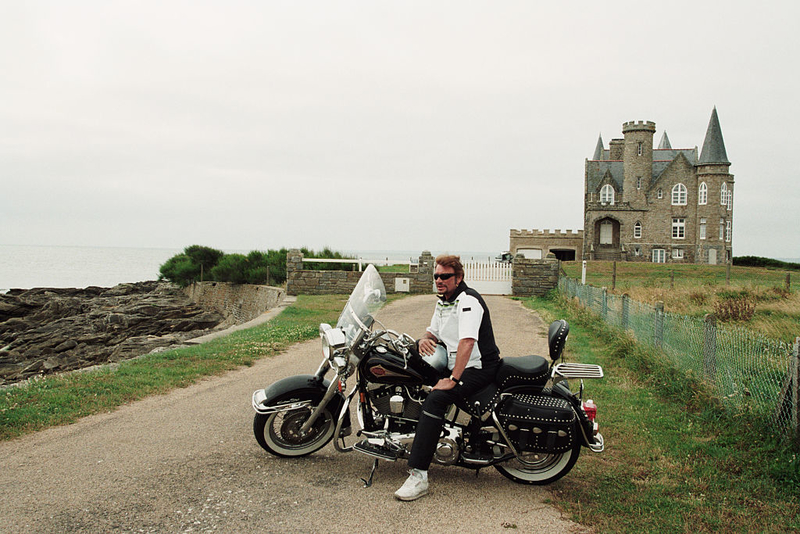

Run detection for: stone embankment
[[0, 281, 227, 386]]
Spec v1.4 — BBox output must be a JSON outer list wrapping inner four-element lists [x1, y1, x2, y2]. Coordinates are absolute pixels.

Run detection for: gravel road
[[0, 295, 590, 533]]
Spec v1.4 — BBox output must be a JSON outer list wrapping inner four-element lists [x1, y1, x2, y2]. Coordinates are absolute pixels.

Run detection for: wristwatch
[[449, 375, 462, 386]]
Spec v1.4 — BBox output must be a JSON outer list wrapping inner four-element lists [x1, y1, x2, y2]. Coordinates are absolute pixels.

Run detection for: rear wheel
[[494, 440, 581, 485], [254, 405, 335, 457]]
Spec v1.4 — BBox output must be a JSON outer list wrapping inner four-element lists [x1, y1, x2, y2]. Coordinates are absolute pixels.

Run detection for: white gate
[[463, 261, 512, 295]]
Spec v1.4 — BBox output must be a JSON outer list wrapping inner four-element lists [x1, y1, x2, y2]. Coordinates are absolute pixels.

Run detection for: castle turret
[[592, 134, 605, 160], [622, 120, 656, 208], [658, 131, 672, 149], [698, 107, 729, 164], [696, 107, 734, 263]]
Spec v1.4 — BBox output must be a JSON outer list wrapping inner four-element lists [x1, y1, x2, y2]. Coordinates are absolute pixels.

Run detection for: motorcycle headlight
[[320, 326, 347, 359]]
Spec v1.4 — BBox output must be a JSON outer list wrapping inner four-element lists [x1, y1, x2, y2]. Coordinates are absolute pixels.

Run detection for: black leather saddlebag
[[496, 393, 576, 453]]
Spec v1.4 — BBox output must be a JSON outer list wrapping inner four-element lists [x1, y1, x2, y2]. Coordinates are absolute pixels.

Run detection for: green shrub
[[733, 255, 800, 271], [210, 254, 250, 284], [158, 245, 224, 287], [158, 253, 201, 287], [159, 245, 353, 287]]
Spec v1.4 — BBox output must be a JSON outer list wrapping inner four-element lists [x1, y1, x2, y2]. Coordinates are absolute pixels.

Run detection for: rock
[[0, 281, 226, 385], [54, 339, 78, 352]]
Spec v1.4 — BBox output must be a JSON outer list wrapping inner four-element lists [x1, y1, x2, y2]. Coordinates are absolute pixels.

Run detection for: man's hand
[[418, 338, 437, 356], [432, 378, 456, 391]]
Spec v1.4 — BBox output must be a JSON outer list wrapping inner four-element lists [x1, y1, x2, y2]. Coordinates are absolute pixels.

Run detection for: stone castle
[[583, 108, 733, 264]]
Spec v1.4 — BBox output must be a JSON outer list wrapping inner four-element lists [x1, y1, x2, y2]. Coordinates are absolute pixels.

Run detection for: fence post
[[703, 314, 718, 380], [622, 294, 630, 330], [612, 261, 617, 291], [793, 338, 800, 446], [602, 287, 608, 319], [726, 261, 731, 286], [654, 301, 664, 348], [786, 273, 792, 293]]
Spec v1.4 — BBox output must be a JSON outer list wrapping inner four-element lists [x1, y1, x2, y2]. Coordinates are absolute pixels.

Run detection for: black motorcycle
[[252, 265, 604, 485]]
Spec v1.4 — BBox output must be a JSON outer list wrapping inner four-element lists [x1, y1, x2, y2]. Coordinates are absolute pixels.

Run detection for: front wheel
[[254, 404, 336, 457], [494, 440, 581, 485]]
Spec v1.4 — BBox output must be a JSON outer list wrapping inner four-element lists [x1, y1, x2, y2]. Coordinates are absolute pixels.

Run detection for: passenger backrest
[[548, 320, 570, 361]]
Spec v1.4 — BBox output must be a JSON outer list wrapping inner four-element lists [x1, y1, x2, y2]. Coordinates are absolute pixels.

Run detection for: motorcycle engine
[[366, 384, 423, 434]]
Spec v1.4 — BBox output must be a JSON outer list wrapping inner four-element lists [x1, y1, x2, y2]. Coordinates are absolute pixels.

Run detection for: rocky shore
[[0, 281, 225, 386]]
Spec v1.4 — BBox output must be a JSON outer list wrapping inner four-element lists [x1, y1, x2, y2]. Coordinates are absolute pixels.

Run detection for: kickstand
[[361, 458, 380, 488]]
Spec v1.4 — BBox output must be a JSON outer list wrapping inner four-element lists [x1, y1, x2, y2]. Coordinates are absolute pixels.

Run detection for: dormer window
[[672, 183, 687, 205], [600, 184, 615, 205]]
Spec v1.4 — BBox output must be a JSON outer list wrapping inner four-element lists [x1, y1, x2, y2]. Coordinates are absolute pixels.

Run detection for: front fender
[[252, 374, 350, 427]]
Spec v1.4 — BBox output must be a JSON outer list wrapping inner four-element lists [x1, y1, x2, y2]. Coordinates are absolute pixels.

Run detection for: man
[[394, 254, 501, 501]]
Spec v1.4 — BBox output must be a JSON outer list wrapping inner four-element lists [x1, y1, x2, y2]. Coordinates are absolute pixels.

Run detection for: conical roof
[[698, 107, 729, 164], [658, 131, 672, 149], [592, 134, 604, 160]]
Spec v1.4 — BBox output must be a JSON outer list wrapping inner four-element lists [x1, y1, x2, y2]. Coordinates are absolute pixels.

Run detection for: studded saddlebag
[[496, 393, 576, 453]]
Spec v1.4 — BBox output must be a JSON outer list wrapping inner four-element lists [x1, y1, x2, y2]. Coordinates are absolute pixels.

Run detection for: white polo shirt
[[426, 292, 485, 370]]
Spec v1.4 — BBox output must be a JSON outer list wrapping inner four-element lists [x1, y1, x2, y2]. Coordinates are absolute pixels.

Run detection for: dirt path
[[0, 295, 590, 533]]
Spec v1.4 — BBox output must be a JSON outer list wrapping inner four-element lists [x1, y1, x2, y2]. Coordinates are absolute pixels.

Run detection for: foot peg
[[354, 439, 400, 461]]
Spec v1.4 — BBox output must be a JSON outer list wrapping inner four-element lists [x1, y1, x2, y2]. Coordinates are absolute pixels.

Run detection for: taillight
[[582, 399, 597, 421]]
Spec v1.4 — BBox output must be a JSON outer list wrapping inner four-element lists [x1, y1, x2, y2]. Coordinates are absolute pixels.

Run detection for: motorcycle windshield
[[336, 264, 387, 343]]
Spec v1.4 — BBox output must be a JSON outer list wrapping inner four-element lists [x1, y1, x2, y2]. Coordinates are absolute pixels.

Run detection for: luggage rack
[[552, 363, 604, 384]]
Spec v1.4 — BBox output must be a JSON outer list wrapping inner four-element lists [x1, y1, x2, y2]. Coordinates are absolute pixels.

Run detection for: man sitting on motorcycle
[[394, 254, 501, 501]]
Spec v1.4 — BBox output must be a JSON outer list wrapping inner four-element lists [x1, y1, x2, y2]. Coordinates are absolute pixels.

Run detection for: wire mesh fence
[[559, 276, 800, 441]]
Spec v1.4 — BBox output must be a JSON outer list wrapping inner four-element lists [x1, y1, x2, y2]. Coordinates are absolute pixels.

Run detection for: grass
[[377, 263, 415, 273], [522, 293, 800, 533], [0, 294, 348, 441], [562, 261, 800, 343]]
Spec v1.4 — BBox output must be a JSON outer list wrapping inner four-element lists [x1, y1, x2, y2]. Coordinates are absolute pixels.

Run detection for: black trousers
[[407, 361, 499, 471]]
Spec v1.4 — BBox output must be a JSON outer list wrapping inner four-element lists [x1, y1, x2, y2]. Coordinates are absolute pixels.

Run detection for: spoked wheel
[[494, 441, 581, 485], [254, 405, 335, 457]]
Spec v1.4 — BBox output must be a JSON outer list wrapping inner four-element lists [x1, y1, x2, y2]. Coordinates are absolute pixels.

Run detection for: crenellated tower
[[622, 120, 655, 208]]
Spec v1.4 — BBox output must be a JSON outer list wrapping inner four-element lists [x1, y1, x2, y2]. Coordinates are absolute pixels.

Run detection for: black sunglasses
[[433, 273, 456, 280]]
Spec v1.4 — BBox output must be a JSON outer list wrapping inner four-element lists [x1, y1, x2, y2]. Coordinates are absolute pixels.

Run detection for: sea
[[0, 245, 499, 293]]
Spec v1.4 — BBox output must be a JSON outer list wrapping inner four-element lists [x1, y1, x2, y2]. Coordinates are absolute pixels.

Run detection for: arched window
[[720, 182, 728, 206], [698, 182, 708, 205], [600, 184, 615, 205], [657, 188, 663, 199], [672, 183, 687, 205], [634, 221, 642, 239]]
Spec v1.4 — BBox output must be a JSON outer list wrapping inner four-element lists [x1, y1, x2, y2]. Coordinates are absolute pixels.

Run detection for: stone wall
[[184, 282, 285, 326], [286, 250, 435, 296], [512, 257, 560, 297], [509, 229, 584, 261], [285, 249, 559, 298]]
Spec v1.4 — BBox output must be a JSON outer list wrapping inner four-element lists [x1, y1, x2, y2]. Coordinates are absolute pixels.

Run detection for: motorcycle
[[252, 265, 604, 486]]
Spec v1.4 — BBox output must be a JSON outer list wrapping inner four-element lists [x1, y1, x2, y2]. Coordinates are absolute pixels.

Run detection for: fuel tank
[[360, 344, 441, 385]]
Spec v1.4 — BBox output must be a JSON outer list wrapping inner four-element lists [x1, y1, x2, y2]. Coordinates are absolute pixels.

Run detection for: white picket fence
[[463, 261, 513, 295]]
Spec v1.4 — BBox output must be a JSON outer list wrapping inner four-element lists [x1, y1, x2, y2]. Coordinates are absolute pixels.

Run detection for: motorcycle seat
[[495, 355, 550, 389]]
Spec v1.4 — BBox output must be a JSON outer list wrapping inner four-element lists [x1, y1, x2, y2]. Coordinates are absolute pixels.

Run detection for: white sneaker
[[393, 470, 429, 501]]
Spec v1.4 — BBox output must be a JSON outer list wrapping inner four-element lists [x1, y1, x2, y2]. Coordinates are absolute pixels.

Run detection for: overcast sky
[[2, 1, 798, 258]]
